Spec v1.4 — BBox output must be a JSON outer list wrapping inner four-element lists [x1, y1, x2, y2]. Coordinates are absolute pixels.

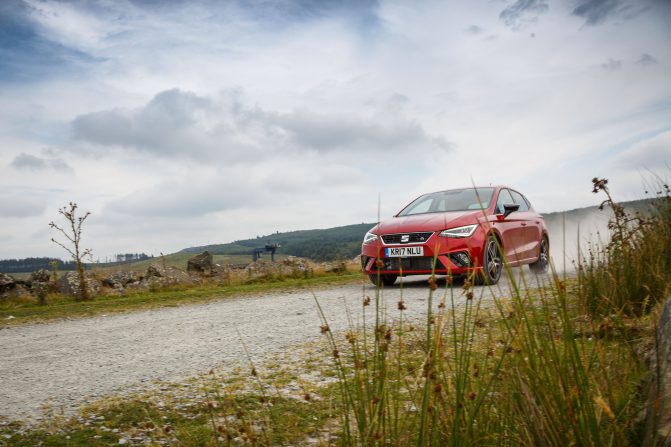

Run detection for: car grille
[[381, 232, 433, 244], [384, 257, 446, 271]]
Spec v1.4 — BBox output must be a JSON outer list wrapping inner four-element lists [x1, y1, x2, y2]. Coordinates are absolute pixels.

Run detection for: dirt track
[[0, 273, 533, 421]]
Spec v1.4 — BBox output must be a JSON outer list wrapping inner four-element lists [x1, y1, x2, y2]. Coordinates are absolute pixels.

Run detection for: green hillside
[[180, 223, 376, 262]]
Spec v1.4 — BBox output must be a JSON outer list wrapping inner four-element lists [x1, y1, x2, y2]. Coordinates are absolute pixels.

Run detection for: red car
[[361, 186, 549, 286]]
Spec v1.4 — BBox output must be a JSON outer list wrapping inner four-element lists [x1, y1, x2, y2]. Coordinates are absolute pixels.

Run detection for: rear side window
[[509, 190, 530, 211], [496, 189, 514, 214]]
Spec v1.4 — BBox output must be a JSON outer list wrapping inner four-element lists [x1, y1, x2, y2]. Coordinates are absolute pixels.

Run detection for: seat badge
[[400, 234, 410, 243]]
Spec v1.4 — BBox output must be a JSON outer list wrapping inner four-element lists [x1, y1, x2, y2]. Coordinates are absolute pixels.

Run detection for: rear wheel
[[369, 274, 398, 287], [475, 235, 502, 285], [529, 237, 549, 274]]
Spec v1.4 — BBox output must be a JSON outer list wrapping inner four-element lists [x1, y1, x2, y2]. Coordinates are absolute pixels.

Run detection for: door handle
[[521, 222, 527, 226]]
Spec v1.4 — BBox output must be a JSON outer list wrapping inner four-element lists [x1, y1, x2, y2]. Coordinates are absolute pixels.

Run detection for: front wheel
[[475, 235, 502, 285], [529, 237, 549, 274], [369, 274, 398, 287]]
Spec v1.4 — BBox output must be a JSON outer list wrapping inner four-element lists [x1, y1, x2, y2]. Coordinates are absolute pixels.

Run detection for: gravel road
[[0, 273, 530, 421]]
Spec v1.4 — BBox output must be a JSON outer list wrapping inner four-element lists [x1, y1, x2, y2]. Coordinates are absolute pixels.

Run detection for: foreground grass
[[0, 274, 659, 446], [0, 272, 360, 327]]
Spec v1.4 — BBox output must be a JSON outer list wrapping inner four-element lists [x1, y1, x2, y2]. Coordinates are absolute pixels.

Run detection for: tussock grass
[[578, 177, 671, 317]]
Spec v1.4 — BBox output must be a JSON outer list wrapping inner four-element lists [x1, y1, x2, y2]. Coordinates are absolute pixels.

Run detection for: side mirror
[[502, 203, 520, 219]]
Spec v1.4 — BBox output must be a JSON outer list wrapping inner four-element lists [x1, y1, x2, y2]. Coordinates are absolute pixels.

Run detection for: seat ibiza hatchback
[[361, 186, 549, 286]]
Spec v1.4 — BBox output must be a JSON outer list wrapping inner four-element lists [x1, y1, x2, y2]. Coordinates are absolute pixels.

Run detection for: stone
[[102, 271, 138, 289], [29, 268, 51, 284], [323, 261, 348, 274], [57, 271, 101, 298], [187, 251, 213, 274], [0, 273, 17, 295]]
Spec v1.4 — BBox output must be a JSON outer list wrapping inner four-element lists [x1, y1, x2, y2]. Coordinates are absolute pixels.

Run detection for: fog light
[[450, 252, 471, 267]]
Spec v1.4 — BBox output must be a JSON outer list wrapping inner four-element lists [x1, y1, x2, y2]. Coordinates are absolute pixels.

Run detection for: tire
[[369, 274, 398, 287], [529, 237, 549, 274], [475, 235, 503, 285]]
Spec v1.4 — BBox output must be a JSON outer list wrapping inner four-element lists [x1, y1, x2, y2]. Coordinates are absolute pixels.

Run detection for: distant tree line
[[0, 257, 76, 273], [0, 253, 154, 273], [112, 253, 152, 263]]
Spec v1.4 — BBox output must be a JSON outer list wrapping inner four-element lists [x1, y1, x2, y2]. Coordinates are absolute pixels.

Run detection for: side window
[[509, 190, 530, 211], [496, 189, 514, 214]]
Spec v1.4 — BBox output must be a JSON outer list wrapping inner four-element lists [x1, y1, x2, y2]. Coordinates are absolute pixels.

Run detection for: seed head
[[363, 295, 371, 306], [320, 324, 330, 334], [397, 300, 406, 311], [427, 276, 437, 291]]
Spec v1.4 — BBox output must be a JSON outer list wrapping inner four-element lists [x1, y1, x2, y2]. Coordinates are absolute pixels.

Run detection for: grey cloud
[[572, 0, 623, 24], [636, 53, 658, 66], [10, 153, 73, 173], [499, 0, 549, 30], [601, 58, 622, 70], [571, 0, 653, 25], [270, 110, 449, 152], [71, 89, 240, 160], [0, 195, 47, 218], [71, 89, 449, 161], [465, 25, 484, 35]]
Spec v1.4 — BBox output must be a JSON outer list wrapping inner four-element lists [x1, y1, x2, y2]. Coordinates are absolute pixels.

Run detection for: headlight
[[439, 224, 477, 238], [363, 231, 378, 244]]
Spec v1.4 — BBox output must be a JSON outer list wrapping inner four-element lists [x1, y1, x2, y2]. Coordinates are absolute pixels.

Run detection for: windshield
[[397, 187, 495, 216]]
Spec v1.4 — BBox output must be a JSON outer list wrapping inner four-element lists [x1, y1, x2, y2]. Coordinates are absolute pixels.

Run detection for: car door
[[509, 189, 540, 262], [493, 188, 526, 264]]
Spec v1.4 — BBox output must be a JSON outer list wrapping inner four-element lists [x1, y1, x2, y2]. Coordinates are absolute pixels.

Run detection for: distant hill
[[180, 223, 376, 262]]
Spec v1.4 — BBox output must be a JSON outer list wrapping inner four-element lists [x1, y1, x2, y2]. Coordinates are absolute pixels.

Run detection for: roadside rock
[[323, 261, 348, 274], [0, 273, 23, 298], [187, 251, 213, 275], [29, 269, 51, 284], [124, 264, 197, 291], [244, 257, 312, 280], [58, 272, 101, 298], [29, 269, 52, 302], [102, 271, 139, 295]]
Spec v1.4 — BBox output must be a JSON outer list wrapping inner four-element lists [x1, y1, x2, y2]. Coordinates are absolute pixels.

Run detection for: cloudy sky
[[1, 0, 670, 261]]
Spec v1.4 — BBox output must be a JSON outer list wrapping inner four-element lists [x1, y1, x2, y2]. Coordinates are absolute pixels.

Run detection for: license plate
[[385, 246, 424, 257]]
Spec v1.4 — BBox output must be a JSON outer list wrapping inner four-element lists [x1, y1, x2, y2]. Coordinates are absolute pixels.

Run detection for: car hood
[[371, 211, 483, 235]]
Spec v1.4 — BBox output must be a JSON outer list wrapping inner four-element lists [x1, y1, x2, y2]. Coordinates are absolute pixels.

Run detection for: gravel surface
[[0, 273, 532, 421]]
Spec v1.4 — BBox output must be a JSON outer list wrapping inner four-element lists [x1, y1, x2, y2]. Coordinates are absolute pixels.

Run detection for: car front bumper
[[361, 230, 487, 276]]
